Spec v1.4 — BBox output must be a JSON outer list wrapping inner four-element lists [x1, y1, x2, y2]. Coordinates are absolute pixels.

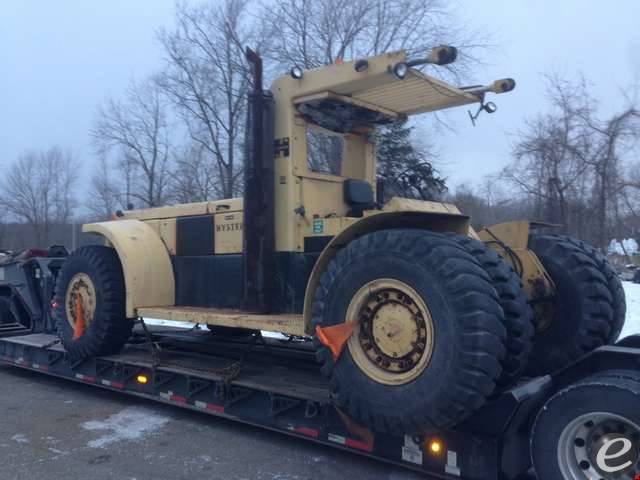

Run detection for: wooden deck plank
[[139, 306, 306, 336]]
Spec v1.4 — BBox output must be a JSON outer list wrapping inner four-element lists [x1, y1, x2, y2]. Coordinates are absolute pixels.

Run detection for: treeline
[[1, 0, 639, 252], [1, 0, 460, 249]]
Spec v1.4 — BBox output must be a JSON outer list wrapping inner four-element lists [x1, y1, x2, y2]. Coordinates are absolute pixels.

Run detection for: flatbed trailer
[[2, 253, 640, 479]]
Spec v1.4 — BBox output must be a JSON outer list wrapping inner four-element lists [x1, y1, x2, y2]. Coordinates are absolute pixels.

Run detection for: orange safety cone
[[315, 322, 357, 362], [73, 296, 86, 340]]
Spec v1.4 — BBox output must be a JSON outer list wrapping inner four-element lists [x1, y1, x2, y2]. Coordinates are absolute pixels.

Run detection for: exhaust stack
[[243, 48, 276, 313]]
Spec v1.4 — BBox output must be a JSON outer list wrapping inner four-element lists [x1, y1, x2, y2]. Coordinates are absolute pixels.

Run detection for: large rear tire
[[53, 246, 133, 359], [451, 235, 534, 388], [527, 235, 615, 375], [312, 229, 506, 434], [564, 236, 625, 341]]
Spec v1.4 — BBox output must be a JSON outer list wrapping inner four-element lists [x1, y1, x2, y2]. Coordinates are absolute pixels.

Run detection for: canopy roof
[[284, 51, 490, 132]]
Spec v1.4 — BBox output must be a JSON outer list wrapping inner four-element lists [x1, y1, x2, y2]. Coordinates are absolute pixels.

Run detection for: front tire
[[53, 246, 133, 358], [312, 229, 507, 434]]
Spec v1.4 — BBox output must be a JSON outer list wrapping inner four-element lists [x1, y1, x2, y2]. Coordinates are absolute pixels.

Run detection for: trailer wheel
[[526, 235, 615, 375], [531, 373, 640, 480], [450, 235, 534, 388], [53, 246, 133, 358], [312, 229, 506, 435]]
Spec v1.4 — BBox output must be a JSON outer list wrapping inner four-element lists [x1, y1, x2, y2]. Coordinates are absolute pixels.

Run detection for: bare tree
[[262, 0, 486, 76], [157, 0, 258, 199], [502, 75, 592, 234], [86, 155, 118, 220], [171, 142, 220, 203], [502, 74, 640, 248], [577, 103, 640, 249], [92, 77, 172, 208], [0, 147, 79, 246]]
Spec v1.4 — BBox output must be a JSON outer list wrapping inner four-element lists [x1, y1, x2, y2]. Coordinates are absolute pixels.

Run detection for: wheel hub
[[65, 273, 97, 331], [559, 412, 640, 479], [346, 279, 434, 385], [358, 288, 428, 374]]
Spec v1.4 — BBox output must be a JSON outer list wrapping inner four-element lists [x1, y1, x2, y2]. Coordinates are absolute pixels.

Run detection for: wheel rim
[[346, 278, 435, 385], [558, 412, 640, 479], [65, 273, 97, 331]]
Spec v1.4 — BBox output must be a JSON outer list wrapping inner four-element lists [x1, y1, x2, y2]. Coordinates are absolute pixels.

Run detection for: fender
[[82, 220, 175, 317], [302, 209, 471, 333]]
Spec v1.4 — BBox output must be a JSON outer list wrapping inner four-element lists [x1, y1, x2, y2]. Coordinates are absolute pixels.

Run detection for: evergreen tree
[[376, 120, 446, 202]]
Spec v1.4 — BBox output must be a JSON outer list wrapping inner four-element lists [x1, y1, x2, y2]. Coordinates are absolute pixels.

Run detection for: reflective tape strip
[[195, 400, 225, 413], [292, 427, 319, 438], [100, 379, 124, 389], [75, 374, 96, 383], [345, 438, 374, 452], [159, 391, 187, 404], [328, 433, 373, 452]]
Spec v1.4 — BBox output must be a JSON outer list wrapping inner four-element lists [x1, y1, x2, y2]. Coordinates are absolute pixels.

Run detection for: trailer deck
[[0, 325, 545, 480]]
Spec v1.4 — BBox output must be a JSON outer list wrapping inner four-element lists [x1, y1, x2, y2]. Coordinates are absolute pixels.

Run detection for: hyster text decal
[[216, 223, 242, 232]]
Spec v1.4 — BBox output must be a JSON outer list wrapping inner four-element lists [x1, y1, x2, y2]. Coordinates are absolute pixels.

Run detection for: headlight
[[290, 66, 304, 79], [393, 62, 408, 79]]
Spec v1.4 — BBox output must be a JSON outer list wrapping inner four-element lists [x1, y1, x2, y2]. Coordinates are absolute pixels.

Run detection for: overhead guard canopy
[[288, 49, 514, 132]]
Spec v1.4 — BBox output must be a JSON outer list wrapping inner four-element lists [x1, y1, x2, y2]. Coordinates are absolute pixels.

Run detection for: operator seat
[[344, 179, 376, 217]]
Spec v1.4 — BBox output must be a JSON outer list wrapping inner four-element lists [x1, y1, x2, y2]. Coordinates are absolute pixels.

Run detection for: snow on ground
[[620, 281, 640, 339], [81, 406, 171, 448]]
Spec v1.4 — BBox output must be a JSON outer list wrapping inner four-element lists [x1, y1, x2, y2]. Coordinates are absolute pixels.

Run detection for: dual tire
[[526, 234, 622, 375], [312, 229, 625, 435], [312, 229, 529, 434]]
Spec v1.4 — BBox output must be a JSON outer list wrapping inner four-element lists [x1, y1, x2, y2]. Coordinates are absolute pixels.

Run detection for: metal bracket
[[222, 385, 252, 407], [187, 377, 212, 398], [269, 394, 301, 417], [153, 371, 175, 389]]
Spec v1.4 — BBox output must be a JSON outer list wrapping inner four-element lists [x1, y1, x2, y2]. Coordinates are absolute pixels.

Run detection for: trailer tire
[[312, 229, 506, 435], [53, 246, 133, 359], [531, 373, 640, 480], [526, 235, 615, 375], [450, 235, 534, 388]]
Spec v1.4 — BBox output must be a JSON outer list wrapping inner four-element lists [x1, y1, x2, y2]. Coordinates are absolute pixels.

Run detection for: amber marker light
[[137, 374, 149, 385], [429, 439, 443, 455]]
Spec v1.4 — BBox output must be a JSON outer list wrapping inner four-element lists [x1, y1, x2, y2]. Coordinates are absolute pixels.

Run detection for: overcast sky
[[1, 1, 639, 193]]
